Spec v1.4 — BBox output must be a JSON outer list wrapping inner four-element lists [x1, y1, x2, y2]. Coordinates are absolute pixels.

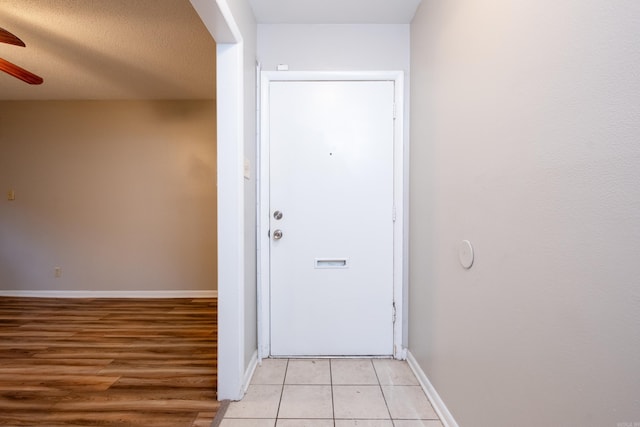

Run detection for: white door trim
[[258, 71, 405, 359]]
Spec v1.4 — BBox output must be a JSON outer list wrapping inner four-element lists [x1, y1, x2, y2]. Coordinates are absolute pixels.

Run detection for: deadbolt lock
[[273, 210, 283, 220]]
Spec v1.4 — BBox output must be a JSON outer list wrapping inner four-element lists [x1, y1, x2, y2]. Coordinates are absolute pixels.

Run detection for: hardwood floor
[[0, 297, 219, 426]]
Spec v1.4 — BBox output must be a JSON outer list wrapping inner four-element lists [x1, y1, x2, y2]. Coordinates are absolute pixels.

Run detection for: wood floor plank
[[0, 374, 121, 391], [0, 411, 200, 427], [4, 358, 114, 367], [0, 297, 218, 426], [111, 375, 216, 389], [30, 350, 217, 360], [50, 389, 218, 412]]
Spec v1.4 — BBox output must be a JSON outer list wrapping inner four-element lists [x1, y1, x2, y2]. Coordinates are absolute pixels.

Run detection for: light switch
[[7, 190, 15, 201], [244, 158, 251, 180]]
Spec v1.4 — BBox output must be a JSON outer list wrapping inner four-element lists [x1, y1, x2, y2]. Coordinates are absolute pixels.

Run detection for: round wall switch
[[459, 240, 474, 269]]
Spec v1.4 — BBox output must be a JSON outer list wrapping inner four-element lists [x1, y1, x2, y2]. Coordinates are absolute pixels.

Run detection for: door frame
[[257, 71, 406, 360]]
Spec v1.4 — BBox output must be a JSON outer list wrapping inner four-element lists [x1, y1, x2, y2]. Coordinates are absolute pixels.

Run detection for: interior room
[[2, 0, 639, 426], [1, 1, 218, 425], [0, 1, 217, 296]]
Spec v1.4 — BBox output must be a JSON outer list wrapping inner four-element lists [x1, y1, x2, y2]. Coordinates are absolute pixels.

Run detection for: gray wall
[[409, 0, 640, 426], [0, 100, 217, 293], [257, 24, 409, 72]]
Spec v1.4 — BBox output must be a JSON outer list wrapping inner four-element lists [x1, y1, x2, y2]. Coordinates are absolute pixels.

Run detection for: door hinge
[[392, 302, 397, 324], [393, 103, 397, 120], [392, 206, 396, 222]]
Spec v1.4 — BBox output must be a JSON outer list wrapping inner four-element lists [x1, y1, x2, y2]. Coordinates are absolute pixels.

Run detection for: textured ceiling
[[0, 0, 422, 100], [0, 0, 216, 100], [248, 0, 422, 24]]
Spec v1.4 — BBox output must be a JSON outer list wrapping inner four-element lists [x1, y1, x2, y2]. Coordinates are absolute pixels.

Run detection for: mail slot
[[315, 258, 348, 269]]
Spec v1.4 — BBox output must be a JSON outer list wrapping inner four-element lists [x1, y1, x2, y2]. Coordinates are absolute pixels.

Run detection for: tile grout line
[[274, 358, 289, 424], [373, 359, 397, 426], [329, 359, 336, 426]]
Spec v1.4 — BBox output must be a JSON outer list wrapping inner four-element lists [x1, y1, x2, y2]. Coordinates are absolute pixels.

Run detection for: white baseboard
[[0, 290, 218, 299], [242, 350, 258, 394], [407, 351, 459, 427]]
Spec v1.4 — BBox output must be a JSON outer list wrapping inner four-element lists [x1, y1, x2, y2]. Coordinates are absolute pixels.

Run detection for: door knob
[[273, 229, 283, 240], [273, 210, 283, 220]]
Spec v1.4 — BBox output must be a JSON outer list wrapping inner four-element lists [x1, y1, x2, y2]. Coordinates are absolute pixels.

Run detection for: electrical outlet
[[54, 267, 62, 278]]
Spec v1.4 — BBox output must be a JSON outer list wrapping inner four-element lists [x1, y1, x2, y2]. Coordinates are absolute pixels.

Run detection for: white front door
[[268, 79, 396, 356]]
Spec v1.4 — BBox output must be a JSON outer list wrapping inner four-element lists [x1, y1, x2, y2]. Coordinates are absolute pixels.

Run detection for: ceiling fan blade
[[0, 27, 26, 47], [0, 58, 43, 85]]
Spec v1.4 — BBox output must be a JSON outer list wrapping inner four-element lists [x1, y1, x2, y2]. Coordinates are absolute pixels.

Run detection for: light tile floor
[[220, 359, 443, 427]]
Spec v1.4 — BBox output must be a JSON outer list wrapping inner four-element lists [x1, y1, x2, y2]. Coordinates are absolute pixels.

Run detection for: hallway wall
[[257, 24, 409, 72], [409, 1, 640, 426]]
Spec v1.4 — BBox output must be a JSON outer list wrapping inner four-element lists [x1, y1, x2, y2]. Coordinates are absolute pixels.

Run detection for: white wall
[[222, 0, 259, 386], [231, 0, 259, 373], [409, 1, 640, 426], [0, 100, 217, 294], [194, 0, 257, 400]]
